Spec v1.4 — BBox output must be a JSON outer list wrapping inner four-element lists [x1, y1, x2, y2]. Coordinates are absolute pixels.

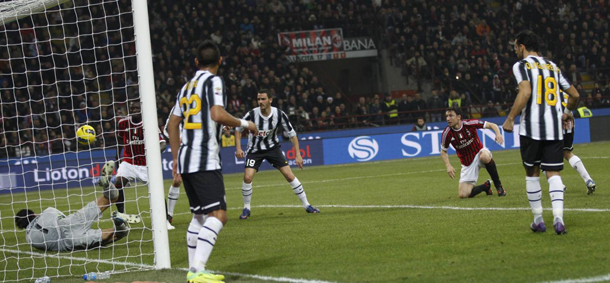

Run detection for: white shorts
[[116, 162, 148, 183], [459, 148, 491, 184]]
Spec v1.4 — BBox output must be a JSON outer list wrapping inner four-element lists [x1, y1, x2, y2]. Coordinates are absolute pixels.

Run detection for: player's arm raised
[[484, 121, 504, 145], [210, 106, 257, 134]]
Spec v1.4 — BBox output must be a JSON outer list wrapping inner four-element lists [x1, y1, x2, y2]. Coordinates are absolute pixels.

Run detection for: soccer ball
[[76, 125, 96, 145]]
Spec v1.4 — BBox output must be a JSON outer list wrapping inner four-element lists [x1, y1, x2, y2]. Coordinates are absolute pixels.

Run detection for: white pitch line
[[0, 248, 336, 283], [240, 204, 610, 213], [543, 273, 610, 283]]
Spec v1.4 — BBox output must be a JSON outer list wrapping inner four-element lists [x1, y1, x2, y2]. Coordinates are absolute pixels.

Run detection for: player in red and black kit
[[440, 107, 507, 198], [99, 101, 166, 214]]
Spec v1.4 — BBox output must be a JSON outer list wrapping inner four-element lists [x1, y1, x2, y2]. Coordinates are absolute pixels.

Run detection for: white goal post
[[0, 0, 170, 281]]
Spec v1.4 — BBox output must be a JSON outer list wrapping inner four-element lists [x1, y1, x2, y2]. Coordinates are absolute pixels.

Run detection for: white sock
[[548, 175, 565, 224], [167, 186, 180, 216], [242, 182, 252, 210], [568, 155, 592, 184], [290, 177, 310, 208], [191, 217, 223, 272], [186, 214, 205, 267], [526, 176, 544, 224]]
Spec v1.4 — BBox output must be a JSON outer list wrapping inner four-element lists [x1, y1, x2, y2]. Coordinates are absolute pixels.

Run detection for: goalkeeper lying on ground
[[14, 173, 131, 251]]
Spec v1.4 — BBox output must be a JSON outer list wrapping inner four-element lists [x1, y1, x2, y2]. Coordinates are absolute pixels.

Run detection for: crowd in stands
[[384, 0, 610, 108], [2, 0, 610, 158]]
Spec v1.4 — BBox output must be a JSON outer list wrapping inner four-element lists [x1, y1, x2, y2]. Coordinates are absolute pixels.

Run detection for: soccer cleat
[[586, 179, 596, 195], [112, 214, 129, 240], [98, 160, 115, 188], [496, 186, 506, 197], [167, 214, 173, 223], [305, 205, 320, 214], [530, 222, 546, 233], [166, 220, 175, 230], [186, 270, 225, 283], [239, 208, 251, 220], [554, 222, 567, 235], [112, 211, 141, 224], [483, 180, 492, 195]]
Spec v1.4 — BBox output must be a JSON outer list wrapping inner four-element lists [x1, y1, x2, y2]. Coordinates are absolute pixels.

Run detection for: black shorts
[[181, 170, 226, 214], [563, 132, 574, 151], [520, 136, 564, 171], [245, 147, 289, 171]]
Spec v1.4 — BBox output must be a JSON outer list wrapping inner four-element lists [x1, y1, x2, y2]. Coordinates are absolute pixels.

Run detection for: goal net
[[0, 0, 169, 281]]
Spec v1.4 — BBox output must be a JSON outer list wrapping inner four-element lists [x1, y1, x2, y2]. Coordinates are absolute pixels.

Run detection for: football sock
[[568, 155, 592, 183], [548, 175, 565, 224], [167, 185, 180, 216], [526, 176, 543, 224], [116, 188, 125, 213], [192, 217, 223, 273], [186, 214, 205, 267], [242, 181, 253, 210], [469, 183, 489, 197], [484, 159, 502, 188], [289, 177, 310, 208]]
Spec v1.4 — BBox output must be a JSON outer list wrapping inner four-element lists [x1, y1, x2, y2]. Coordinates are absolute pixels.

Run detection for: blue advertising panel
[[1, 140, 324, 194], [323, 119, 590, 165]]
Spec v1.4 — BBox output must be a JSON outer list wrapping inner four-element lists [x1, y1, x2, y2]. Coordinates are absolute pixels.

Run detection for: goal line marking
[[543, 273, 610, 283], [0, 248, 336, 283]]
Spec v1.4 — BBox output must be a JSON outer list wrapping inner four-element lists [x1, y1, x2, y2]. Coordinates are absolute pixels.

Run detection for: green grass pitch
[[1, 141, 609, 282]]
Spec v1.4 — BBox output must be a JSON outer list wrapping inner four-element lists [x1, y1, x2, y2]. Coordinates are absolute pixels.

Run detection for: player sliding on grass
[[440, 107, 507, 198], [235, 89, 320, 219], [14, 176, 130, 251]]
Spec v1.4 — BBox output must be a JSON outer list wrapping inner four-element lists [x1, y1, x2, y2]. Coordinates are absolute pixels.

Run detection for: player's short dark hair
[[446, 107, 462, 117], [15, 209, 36, 229], [515, 30, 540, 52], [196, 40, 221, 68], [257, 89, 273, 99]]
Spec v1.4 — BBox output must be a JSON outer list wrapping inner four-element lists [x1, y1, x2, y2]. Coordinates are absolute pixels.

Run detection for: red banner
[[278, 29, 344, 55]]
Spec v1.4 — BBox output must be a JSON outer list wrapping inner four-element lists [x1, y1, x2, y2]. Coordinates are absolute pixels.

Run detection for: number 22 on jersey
[[536, 75, 558, 106], [180, 94, 202, 129]]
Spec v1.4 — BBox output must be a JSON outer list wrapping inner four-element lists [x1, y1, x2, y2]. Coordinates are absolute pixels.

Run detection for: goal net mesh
[[0, 0, 158, 281]]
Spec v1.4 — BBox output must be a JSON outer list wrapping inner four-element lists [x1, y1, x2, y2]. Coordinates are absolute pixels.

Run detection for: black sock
[[116, 188, 125, 213], [469, 183, 489, 197], [485, 159, 502, 188]]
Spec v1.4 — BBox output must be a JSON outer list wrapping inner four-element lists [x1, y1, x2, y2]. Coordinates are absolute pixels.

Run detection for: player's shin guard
[[289, 177, 310, 208], [167, 186, 180, 217], [548, 175, 565, 224], [116, 188, 125, 213], [192, 217, 223, 273], [484, 159, 502, 188], [568, 155, 592, 183], [187, 215, 205, 267], [526, 177, 544, 224], [242, 182, 253, 210]]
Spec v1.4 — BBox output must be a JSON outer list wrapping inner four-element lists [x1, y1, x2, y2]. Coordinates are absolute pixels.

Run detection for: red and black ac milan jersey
[[118, 117, 165, 166], [441, 119, 486, 166]]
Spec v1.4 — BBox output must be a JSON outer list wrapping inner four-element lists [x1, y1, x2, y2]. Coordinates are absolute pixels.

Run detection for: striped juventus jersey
[[561, 91, 573, 134], [172, 70, 226, 174], [237, 107, 296, 154], [441, 119, 486, 166], [512, 55, 571, 140]]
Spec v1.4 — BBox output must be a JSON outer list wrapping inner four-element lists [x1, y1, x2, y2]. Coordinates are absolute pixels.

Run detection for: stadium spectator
[[380, 94, 398, 125], [412, 117, 427, 132], [428, 90, 445, 122], [482, 101, 500, 118]]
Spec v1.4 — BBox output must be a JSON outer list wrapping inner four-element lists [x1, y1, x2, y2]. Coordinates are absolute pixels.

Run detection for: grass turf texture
[[1, 141, 609, 282]]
